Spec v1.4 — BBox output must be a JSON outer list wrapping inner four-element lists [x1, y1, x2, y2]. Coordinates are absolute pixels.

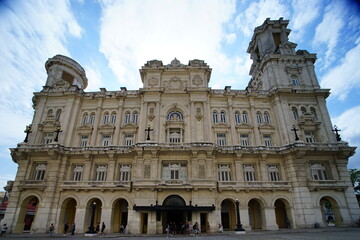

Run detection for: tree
[[349, 168, 360, 206]]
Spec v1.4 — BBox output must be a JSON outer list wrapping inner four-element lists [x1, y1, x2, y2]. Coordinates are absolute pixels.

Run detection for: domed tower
[[45, 55, 88, 90]]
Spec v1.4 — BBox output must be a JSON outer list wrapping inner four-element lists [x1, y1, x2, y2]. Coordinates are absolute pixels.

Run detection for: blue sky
[[0, 0, 360, 189]]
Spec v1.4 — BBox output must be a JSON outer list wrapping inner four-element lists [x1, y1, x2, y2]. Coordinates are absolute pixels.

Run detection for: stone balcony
[[307, 180, 349, 191]]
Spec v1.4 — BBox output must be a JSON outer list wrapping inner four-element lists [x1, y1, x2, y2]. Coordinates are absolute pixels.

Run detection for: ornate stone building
[[2, 18, 359, 234]]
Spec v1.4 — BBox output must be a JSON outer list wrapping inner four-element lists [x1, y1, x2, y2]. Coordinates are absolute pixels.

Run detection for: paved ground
[[2, 227, 360, 240]]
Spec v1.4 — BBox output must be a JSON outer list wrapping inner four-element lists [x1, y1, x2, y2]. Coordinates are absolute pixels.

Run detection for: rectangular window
[[102, 134, 111, 147], [162, 163, 187, 180], [240, 134, 249, 146], [263, 134, 272, 146], [44, 133, 54, 144], [169, 129, 181, 143], [95, 165, 107, 181], [33, 163, 46, 180], [120, 165, 131, 182], [103, 114, 109, 124], [305, 131, 316, 143], [268, 165, 280, 181], [124, 134, 134, 146], [244, 164, 256, 181], [217, 133, 226, 146], [72, 165, 84, 181], [218, 164, 231, 182], [80, 135, 89, 147], [310, 163, 328, 180]]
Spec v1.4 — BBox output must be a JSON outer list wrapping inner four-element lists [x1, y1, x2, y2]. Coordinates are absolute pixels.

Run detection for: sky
[[0, 0, 360, 190]]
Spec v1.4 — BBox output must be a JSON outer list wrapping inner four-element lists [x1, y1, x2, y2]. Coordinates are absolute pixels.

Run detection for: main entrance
[[162, 195, 187, 233]]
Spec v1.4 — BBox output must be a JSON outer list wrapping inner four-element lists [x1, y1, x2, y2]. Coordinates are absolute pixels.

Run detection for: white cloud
[[234, 0, 290, 37], [99, 0, 236, 90], [85, 66, 103, 92], [290, 0, 321, 41], [320, 43, 360, 100], [225, 33, 237, 44], [313, 1, 345, 68]]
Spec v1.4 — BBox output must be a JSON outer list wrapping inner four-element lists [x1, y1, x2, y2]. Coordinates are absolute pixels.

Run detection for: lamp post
[[235, 199, 245, 232], [86, 202, 97, 234]]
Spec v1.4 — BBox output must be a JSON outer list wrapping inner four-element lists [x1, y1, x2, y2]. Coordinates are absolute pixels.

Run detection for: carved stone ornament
[[165, 77, 184, 90], [54, 79, 70, 91], [148, 77, 159, 87], [192, 74, 203, 86]]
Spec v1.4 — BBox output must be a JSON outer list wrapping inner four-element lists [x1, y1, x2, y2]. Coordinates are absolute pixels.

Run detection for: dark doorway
[[141, 213, 148, 234], [162, 195, 188, 234]]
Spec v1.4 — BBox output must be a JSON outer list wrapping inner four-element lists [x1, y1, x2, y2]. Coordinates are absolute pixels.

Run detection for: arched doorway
[[248, 199, 262, 230], [84, 198, 102, 233], [111, 199, 128, 233], [14, 196, 39, 233], [161, 195, 187, 233], [220, 199, 236, 230], [320, 196, 343, 226], [58, 198, 77, 234], [274, 199, 290, 228]]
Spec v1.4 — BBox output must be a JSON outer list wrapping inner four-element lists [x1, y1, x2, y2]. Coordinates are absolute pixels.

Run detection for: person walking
[[1, 224, 8, 237], [63, 222, 69, 236], [101, 222, 106, 235], [71, 222, 76, 235], [49, 223, 55, 236]]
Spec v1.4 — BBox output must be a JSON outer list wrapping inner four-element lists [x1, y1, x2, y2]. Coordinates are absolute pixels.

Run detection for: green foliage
[[349, 169, 360, 192]]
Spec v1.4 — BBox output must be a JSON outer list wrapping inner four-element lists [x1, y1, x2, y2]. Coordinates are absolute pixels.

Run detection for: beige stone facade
[[2, 18, 359, 235]]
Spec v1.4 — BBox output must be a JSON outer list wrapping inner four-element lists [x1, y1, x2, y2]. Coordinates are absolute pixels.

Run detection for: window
[[291, 75, 300, 86], [55, 109, 62, 121], [220, 111, 226, 123], [81, 113, 88, 125], [89, 113, 96, 124], [33, 163, 46, 180], [47, 109, 53, 117], [240, 134, 250, 146], [301, 107, 307, 115], [256, 112, 263, 124], [73, 165, 84, 181], [103, 112, 109, 124], [217, 133, 226, 146], [125, 112, 131, 123], [242, 111, 248, 123], [268, 165, 280, 181], [213, 111, 218, 123], [218, 164, 231, 182], [133, 111, 138, 124], [305, 131, 315, 143], [80, 135, 89, 147], [162, 163, 187, 180], [310, 107, 318, 120], [167, 111, 183, 121], [120, 165, 131, 182], [264, 112, 271, 124], [169, 128, 181, 143], [244, 165, 256, 181], [102, 134, 111, 147], [124, 134, 134, 146], [111, 112, 117, 124], [235, 111, 241, 124], [95, 165, 107, 181], [292, 107, 298, 120], [263, 134, 272, 146], [310, 163, 328, 180], [44, 133, 54, 144]]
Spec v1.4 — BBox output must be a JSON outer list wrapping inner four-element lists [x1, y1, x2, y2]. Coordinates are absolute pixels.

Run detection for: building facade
[[2, 18, 359, 234]]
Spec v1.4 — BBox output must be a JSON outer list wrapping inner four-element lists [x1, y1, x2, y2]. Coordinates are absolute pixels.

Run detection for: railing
[[307, 180, 349, 191]]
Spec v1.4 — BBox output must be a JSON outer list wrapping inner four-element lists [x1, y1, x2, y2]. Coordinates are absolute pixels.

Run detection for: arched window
[[167, 111, 183, 121], [220, 111, 226, 123], [103, 112, 110, 124], [242, 111, 248, 123], [55, 109, 62, 121], [89, 113, 95, 124], [291, 75, 300, 86], [292, 107, 299, 120], [235, 111, 241, 124], [125, 111, 131, 123], [256, 111, 263, 124], [264, 111, 271, 124], [81, 113, 88, 125], [47, 109, 53, 117], [133, 111, 139, 124], [301, 107, 307, 115], [213, 111, 218, 123], [310, 163, 328, 180], [310, 107, 318, 120], [111, 112, 117, 124]]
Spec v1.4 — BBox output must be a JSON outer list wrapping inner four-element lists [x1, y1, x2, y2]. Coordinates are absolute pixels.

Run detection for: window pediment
[[77, 124, 93, 134], [235, 123, 253, 129], [98, 124, 115, 134]]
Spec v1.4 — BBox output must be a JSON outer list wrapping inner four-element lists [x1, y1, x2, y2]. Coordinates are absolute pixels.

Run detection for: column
[[264, 207, 279, 230]]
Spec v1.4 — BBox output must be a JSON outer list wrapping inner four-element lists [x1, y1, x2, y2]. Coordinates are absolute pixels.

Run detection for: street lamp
[[86, 202, 97, 234], [235, 199, 245, 232]]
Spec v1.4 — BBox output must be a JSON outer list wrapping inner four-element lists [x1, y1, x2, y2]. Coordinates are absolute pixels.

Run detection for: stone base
[[234, 231, 246, 234], [84, 233, 98, 237]]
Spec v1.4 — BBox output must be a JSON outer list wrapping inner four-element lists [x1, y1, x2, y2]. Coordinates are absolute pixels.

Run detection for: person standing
[[1, 224, 8, 237], [63, 222, 69, 236], [101, 222, 106, 235], [49, 223, 55, 236], [71, 222, 76, 235]]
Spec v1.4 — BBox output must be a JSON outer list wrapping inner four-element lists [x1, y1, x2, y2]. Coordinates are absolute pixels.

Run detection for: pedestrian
[[95, 222, 100, 233], [193, 222, 199, 235], [101, 222, 106, 235], [218, 224, 223, 233], [71, 222, 75, 235], [120, 224, 125, 233], [63, 222, 69, 236], [1, 224, 8, 237], [49, 223, 55, 236]]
